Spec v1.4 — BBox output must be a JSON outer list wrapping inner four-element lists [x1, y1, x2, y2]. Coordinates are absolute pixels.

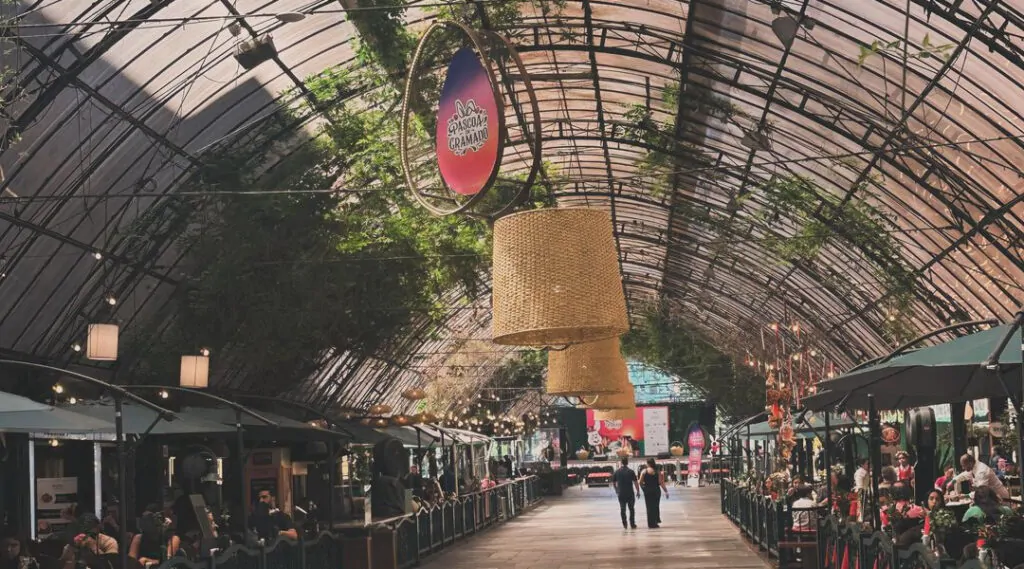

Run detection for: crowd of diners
[[0, 488, 294, 569], [776, 448, 1024, 565]]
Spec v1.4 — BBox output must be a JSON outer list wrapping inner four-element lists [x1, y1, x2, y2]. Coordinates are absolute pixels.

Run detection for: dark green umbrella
[[64, 401, 234, 436], [805, 324, 1022, 411], [0, 392, 113, 433]]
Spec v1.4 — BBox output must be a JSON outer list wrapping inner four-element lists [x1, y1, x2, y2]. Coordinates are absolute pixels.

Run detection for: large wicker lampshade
[[492, 208, 629, 346], [547, 337, 628, 397], [595, 407, 636, 421], [590, 381, 635, 410]]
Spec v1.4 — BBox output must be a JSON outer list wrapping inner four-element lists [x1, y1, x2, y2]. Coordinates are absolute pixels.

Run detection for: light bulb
[[49, 439, 59, 447], [93, 252, 103, 260], [68, 397, 77, 405], [159, 390, 169, 399], [105, 295, 117, 306], [71, 343, 81, 352], [53, 384, 64, 394], [200, 347, 211, 356]]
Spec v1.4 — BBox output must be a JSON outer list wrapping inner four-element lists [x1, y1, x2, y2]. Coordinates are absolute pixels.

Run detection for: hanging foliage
[[621, 300, 765, 419]]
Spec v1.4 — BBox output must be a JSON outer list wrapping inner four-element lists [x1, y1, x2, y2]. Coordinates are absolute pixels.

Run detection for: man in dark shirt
[[612, 457, 640, 529], [250, 490, 298, 542]]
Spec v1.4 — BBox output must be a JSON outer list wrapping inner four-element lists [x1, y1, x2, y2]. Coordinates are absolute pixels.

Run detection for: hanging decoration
[[546, 336, 629, 397], [765, 368, 795, 462], [401, 387, 427, 401], [86, 323, 119, 361], [492, 208, 629, 346], [401, 21, 541, 218]]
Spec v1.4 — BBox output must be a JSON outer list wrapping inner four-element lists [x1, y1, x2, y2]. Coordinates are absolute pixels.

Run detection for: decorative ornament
[[401, 21, 540, 217]]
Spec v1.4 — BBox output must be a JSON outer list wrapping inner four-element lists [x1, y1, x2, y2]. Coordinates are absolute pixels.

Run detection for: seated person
[[250, 490, 297, 541], [1, 529, 40, 569], [883, 485, 925, 546], [128, 504, 179, 566], [934, 466, 954, 492], [962, 486, 1014, 525], [59, 514, 119, 569], [879, 466, 898, 490], [790, 485, 817, 533]]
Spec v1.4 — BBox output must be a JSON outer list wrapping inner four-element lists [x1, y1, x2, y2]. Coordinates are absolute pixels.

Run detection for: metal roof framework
[[0, 0, 1020, 414]]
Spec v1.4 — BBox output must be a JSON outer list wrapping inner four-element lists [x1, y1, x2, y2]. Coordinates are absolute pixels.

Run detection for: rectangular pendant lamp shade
[[491, 208, 629, 346], [595, 407, 636, 421], [86, 324, 119, 361], [547, 336, 629, 397], [589, 382, 635, 411], [180, 355, 210, 388]]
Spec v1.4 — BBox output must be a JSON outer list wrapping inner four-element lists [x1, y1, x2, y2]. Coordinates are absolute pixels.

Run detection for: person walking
[[639, 458, 668, 528], [612, 457, 639, 529]]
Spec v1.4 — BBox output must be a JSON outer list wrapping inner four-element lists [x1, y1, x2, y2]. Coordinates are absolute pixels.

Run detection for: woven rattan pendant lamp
[[492, 208, 629, 346], [590, 378, 635, 410], [547, 336, 628, 398], [595, 406, 636, 421]]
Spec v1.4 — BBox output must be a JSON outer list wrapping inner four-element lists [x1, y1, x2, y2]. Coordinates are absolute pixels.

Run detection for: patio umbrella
[[63, 402, 234, 437], [804, 324, 1022, 411], [0, 392, 113, 433]]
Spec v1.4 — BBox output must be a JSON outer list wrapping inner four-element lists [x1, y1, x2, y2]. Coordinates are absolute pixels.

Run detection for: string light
[[52, 384, 64, 394], [71, 343, 81, 352]]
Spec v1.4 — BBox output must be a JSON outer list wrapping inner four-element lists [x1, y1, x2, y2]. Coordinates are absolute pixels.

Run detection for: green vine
[[621, 299, 765, 419], [753, 174, 918, 342], [856, 34, 955, 67]]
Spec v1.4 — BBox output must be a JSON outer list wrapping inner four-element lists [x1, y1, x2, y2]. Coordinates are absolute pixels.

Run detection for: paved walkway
[[417, 485, 769, 569]]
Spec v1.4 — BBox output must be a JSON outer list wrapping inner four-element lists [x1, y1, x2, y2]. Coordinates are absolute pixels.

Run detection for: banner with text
[[642, 406, 669, 456]]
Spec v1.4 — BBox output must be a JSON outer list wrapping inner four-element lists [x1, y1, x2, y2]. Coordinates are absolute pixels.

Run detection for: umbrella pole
[[235, 408, 248, 537], [824, 412, 832, 505], [1018, 323, 1024, 496], [868, 394, 882, 531], [327, 438, 336, 530], [115, 395, 128, 569]]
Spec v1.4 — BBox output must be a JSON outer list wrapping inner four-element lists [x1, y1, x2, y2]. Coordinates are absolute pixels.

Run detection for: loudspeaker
[[906, 407, 937, 449]]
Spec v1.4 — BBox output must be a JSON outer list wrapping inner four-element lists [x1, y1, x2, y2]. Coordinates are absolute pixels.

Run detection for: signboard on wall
[[37, 477, 77, 534], [642, 407, 669, 456], [586, 408, 644, 455]]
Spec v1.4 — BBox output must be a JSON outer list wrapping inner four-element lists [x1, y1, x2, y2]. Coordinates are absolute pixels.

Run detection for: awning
[[334, 422, 391, 445], [0, 392, 114, 434], [442, 427, 491, 444], [413, 424, 458, 446], [62, 402, 234, 437], [182, 407, 347, 441], [743, 412, 862, 440], [375, 426, 425, 447], [805, 325, 1023, 411]]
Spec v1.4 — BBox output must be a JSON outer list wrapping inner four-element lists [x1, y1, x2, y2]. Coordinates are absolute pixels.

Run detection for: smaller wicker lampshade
[[595, 407, 636, 421], [591, 383, 635, 411], [368, 403, 392, 416], [492, 208, 629, 346], [391, 414, 413, 426], [546, 337, 628, 397]]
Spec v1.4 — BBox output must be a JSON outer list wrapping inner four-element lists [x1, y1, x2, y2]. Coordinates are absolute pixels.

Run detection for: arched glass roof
[[0, 0, 1020, 414]]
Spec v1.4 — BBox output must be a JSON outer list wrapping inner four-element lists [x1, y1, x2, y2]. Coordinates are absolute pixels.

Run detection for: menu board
[[37, 477, 77, 534], [642, 407, 669, 456]]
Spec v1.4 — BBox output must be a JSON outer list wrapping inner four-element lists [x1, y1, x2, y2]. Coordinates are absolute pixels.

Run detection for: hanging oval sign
[[435, 46, 503, 196]]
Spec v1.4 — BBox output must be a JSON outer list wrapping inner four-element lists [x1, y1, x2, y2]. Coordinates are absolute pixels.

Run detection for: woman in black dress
[[638, 459, 668, 528]]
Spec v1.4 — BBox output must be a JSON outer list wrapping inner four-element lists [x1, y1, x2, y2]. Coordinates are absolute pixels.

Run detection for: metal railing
[[722, 478, 987, 569], [155, 476, 542, 569]]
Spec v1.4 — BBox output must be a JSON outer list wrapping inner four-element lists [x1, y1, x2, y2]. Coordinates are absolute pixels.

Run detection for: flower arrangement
[[928, 507, 957, 539]]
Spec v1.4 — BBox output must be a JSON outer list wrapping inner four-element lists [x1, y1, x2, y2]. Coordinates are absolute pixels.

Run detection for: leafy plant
[[621, 299, 765, 419], [856, 34, 955, 67]]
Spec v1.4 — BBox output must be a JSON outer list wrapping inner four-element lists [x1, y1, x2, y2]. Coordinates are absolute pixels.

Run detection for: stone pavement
[[416, 484, 769, 569]]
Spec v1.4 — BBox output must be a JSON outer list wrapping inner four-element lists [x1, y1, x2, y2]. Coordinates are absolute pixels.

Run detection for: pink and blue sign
[[435, 46, 501, 196]]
